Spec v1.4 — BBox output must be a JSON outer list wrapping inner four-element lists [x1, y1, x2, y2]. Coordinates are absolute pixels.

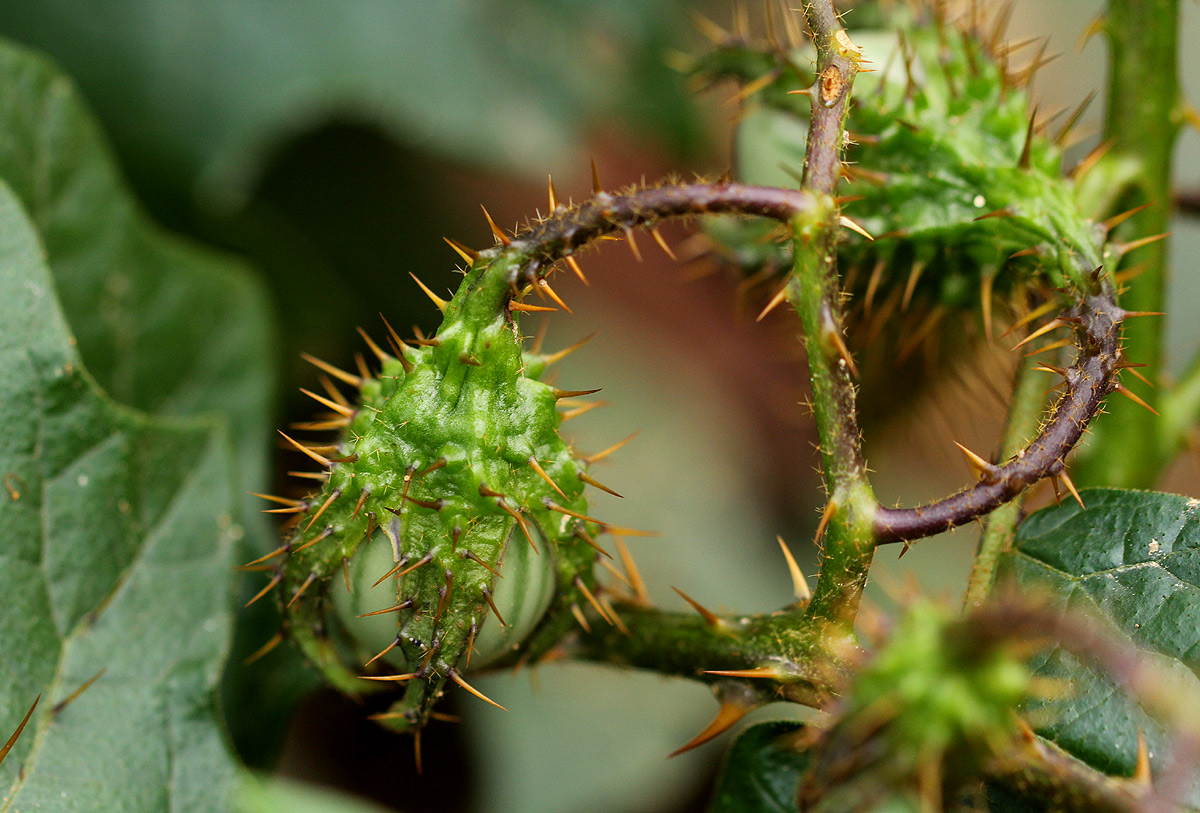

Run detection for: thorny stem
[[791, 0, 878, 628], [1073, 0, 1180, 489], [964, 355, 1048, 607], [875, 287, 1125, 543]]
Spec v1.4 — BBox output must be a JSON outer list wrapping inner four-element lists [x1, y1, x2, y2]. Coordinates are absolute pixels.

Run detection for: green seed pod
[[694, 7, 1115, 366], [260, 251, 604, 732], [252, 179, 817, 732]]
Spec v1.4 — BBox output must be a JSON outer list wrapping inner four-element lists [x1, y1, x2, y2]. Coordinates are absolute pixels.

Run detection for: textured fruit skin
[[276, 251, 600, 732], [698, 13, 1107, 339]]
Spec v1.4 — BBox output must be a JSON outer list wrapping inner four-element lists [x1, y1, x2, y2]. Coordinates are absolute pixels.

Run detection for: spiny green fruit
[[252, 240, 614, 732], [250, 178, 815, 733], [694, 6, 1127, 358], [797, 602, 1031, 811]]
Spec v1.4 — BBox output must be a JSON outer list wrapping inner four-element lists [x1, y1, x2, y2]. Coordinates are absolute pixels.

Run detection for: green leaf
[[708, 721, 810, 813], [999, 488, 1200, 806], [0, 37, 310, 767], [0, 178, 239, 809], [236, 775, 392, 813]]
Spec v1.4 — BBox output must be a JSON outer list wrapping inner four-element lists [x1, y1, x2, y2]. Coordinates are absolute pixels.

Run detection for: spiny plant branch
[[964, 355, 1051, 607], [875, 286, 1126, 544], [788, 0, 877, 627]]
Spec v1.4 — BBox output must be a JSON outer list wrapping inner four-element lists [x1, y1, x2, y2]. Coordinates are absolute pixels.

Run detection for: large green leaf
[[999, 488, 1200, 806], [0, 179, 239, 809], [708, 721, 810, 813]]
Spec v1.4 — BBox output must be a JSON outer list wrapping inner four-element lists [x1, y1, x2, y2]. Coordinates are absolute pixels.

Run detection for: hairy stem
[[964, 355, 1048, 607], [792, 0, 878, 628], [1072, 0, 1180, 489]]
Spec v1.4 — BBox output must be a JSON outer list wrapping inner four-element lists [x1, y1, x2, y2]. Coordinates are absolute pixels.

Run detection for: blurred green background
[[1, 1, 1197, 811]]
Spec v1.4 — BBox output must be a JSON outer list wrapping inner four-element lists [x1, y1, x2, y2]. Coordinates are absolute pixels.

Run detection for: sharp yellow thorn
[[300, 352, 363, 388], [443, 236, 479, 265], [244, 632, 284, 666], [668, 700, 754, 758], [1101, 202, 1154, 232], [543, 332, 597, 365], [1115, 384, 1158, 415], [902, 261, 925, 310], [575, 527, 613, 559], [599, 557, 633, 589], [579, 471, 622, 498], [1002, 299, 1059, 338], [510, 300, 557, 313], [245, 574, 282, 607], [0, 694, 40, 767], [544, 500, 603, 524], [414, 730, 423, 775], [839, 215, 874, 240], [590, 159, 603, 195], [1133, 729, 1152, 785], [1009, 247, 1041, 259], [292, 529, 330, 554], [287, 573, 317, 607], [1076, 14, 1106, 51], [624, 228, 643, 262], [564, 255, 589, 286], [1070, 139, 1114, 180], [598, 594, 630, 635], [357, 600, 414, 618], [51, 669, 106, 715], [554, 387, 602, 399], [250, 492, 303, 507], [527, 457, 566, 498], [360, 672, 419, 682], [571, 603, 592, 633], [1122, 311, 1165, 319], [756, 283, 789, 322], [300, 388, 355, 419], [497, 501, 538, 553], [1012, 319, 1066, 350], [289, 470, 328, 481], [583, 431, 639, 464], [953, 441, 996, 481], [355, 327, 391, 364], [730, 69, 779, 103], [481, 205, 510, 246], [1058, 469, 1085, 509], [649, 226, 677, 260], [536, 278, 572, 313], [243, 545, 288, 567], [614, 536, 650, 605], [601, 525, 659, 538], [263, 505, 305, 514], [702, 666, 780, 679], [981, 274, 995, 342], [279, 431, 331, 467], [776, 536, 810, 602], [410, 273, 448, 312], [559, 400, 607, 421], [547, 176, 559, 211], [575, 577, 613, 625], [354, 352, 372, 380], [672, 586, 722, 627], [828, 324, 859, 378], [1024, 337, 1073, 358], [1113, 233, 1171, 256], [815, 500, 836, 545], [305, 488, 342, 531], [365, 638, 400, 667]]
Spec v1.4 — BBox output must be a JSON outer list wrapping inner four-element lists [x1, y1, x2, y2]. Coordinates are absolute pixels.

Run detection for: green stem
[[1072, 0, 1180, 489], [789, 6, 877, 628], [964, 355, 1046, 607]]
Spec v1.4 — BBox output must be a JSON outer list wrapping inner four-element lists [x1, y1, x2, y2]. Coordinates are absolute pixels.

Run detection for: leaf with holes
[[0, 177, 240, 807], [998, 488, 1200, 806]]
